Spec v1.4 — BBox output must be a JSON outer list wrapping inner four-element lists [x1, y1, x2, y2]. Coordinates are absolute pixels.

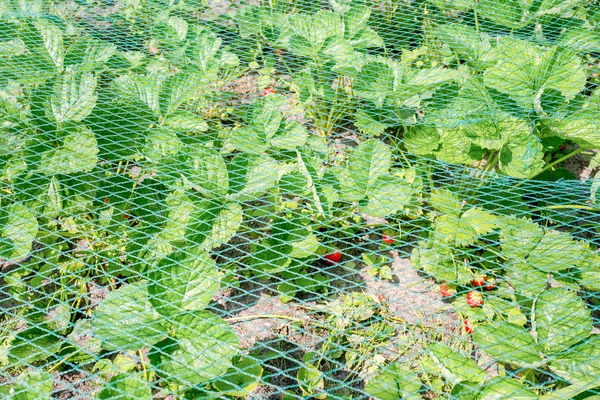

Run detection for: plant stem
[[515, 147, 584, 187], [225, 314, 308, 324], [531, 204, 600, 213], [139, 349, 148, 381]]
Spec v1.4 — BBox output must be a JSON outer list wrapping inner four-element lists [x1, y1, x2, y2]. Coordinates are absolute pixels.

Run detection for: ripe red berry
[[471, 275, 486, 287], [324, 251, 342, 265], [464, 319, 474, 334], [382, 234, 395, 244], [274, 48, 284, 56], [484, 278, 497, 291], [104, 198, 110, 203], [262, 88, 276, 96], [466, 291, 483, 307], [439, 283, 456, 297], [560, 143, 567, 152]]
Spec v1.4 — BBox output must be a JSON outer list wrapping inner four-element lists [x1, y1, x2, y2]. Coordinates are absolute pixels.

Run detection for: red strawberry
[[464, 319, 474, 334], [466, 291, 483, 307], [324, 251, 342, 265], [274, 48, 284, 56], [439, 283, 456, 297], [560, 143, 567, 152], [262, 88, 276, 96], [484, 278, 497, 291], [471, 275, 486, 287], [104, 198, 110, 203], [382, 234, 395, 244]]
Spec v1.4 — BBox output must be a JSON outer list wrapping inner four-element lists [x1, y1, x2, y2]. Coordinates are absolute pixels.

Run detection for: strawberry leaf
[[97, 373, 151, 400], [50, 71, 98, 123], [0, 203, 37, 262], [550, 336, 600, 383], [535, 288, 592, 355], [473, 322, 544, 367], [484, 39, 586, 112], [364, 363, 422, 400], [38, 125, 98, 175], [429, 342, 486, 384], [91, 281, 168, 351], [148, 248, 221, 317], [149, 312, 239, 386]]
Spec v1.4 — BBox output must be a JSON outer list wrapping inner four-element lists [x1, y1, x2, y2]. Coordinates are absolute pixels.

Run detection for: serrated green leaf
[[429, 343, 486, 384], [484, 39, 586, 111], [355, 109, 389, 137], [499, 126, 544, 179], [527, 231, 584, 273], [229, 126, 269, 154], [159, 72, 203, 116], [13, 18, 65, 77], [270, 120, 308, 150], [436, 214, 478, 246], [353, 62, 393, 107], [38, 125, 98, 175], [500, 217, 544, 260], [580, 252, 600, 291], [143, 128, 184, 163], [97, 373, 151, 400], [228, 154, 279, 201], [411, 244, 456, 282], [202, 202, 243, 250], [473, 322, 543, 367], [286, 10, 344, 55], [113, 73, 164, 115], [535, 288, 592, 355], [550, 336, 600, 383], [364, 363, 422, 400], [430, 189, 462, 216], [181, 146, 229, 198], [546, 109, 600, 150], [64, 38, 116, 71], [404, 126, 441, 155], [362, 175, 413, 217], [434, 24, 493, 69], [8, 324, 61, 366], [477, 376, 539, 399], [0, 370, 53, 400], [144, 189, 195, 261], [148, 248, 221, 317], [163, 110, 208, 132], [461, 207, 497, 236], [0, 203, 37, 262], [149, 312, 239, 386], [559, 26, 600, 54], [506, 262, 548, 298], [50, 71, 97, 122], [248, 96, 285, 140], [343, 4, 382, 48], [476, 0, 530, 29], [91, 281, 168, 351], [348, 139, 392, 194], [212, 355, 263, 397]]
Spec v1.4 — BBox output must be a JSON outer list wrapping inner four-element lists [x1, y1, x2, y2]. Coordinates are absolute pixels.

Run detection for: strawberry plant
[[1, 0, 600, 398]]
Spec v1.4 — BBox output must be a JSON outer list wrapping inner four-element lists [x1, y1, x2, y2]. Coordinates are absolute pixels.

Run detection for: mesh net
[[1, 0, 600, 398]]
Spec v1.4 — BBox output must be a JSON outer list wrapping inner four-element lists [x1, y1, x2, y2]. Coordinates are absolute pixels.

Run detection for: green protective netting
[[1, 0, 600, 398]]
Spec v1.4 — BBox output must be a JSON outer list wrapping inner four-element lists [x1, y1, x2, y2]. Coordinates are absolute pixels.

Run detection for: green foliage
[[0, 0, 599, 399]]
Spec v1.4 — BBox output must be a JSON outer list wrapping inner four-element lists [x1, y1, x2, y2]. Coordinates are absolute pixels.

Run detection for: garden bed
[[1, 0, 600, 399]]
